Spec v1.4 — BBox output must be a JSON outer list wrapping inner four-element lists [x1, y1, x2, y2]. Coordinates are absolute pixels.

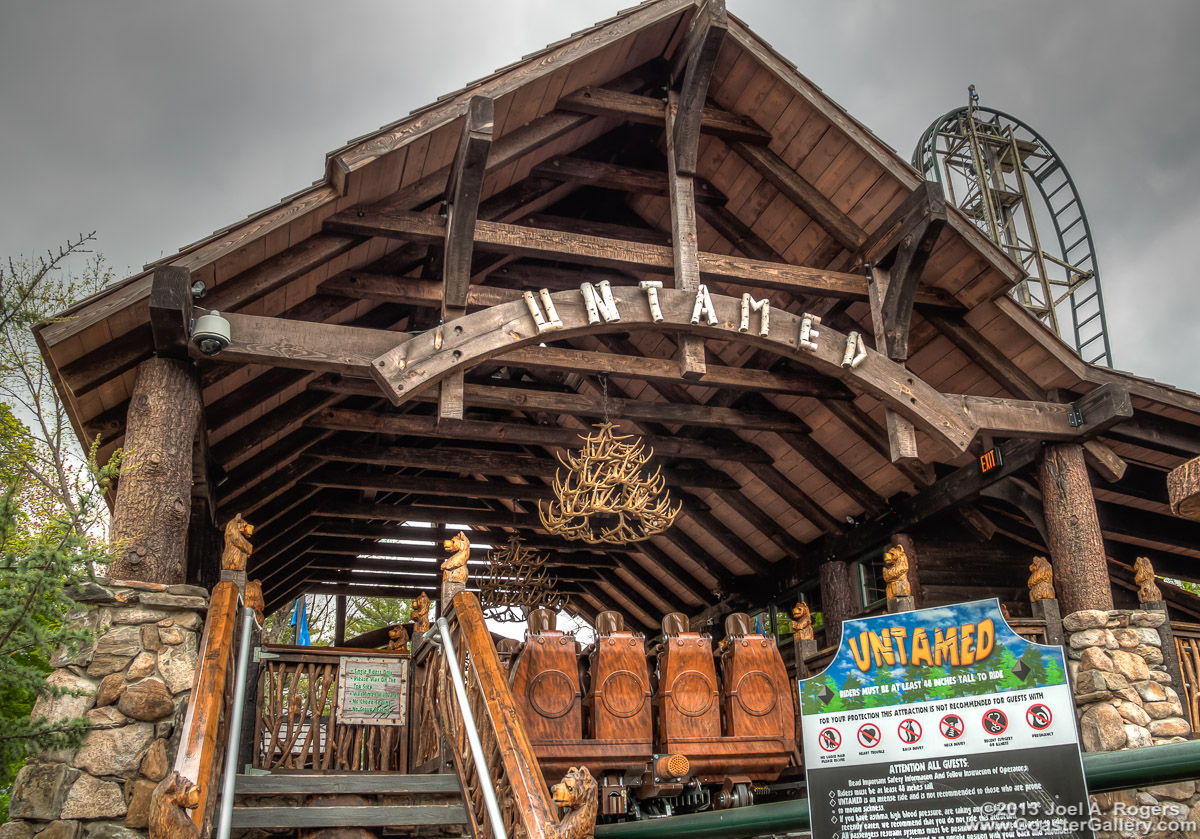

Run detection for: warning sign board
[[799, 599, 1090, 839]]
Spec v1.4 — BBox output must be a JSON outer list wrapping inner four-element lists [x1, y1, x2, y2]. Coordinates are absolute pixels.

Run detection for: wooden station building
[[30, 1, 1200, 829]]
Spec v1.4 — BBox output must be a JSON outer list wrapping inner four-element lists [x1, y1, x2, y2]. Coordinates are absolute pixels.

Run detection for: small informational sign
[[799, 599, 1091, 839], [337, 656, 409, 726]]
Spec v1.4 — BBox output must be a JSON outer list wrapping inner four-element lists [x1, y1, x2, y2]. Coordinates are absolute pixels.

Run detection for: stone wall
[[3, 579, 208, 839], [1066, 608, 1200, 838]]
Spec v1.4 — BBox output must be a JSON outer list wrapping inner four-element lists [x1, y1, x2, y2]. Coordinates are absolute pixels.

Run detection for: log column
[[1037, 442, 1113, 615], [820, 560, 858, 649], [111, 357, 202, 583]]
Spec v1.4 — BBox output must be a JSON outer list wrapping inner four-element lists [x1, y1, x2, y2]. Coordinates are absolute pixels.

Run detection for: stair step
[[231, 804, 468, 829], [234, 772, 462, 795]]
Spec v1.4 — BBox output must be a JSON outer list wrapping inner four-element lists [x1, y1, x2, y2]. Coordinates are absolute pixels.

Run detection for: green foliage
[[346, 597, 413, 640], [0, 236, 118, 819]]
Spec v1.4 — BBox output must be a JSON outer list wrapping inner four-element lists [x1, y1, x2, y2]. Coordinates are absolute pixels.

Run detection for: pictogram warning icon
[[982, 708, 1009, 735], [939, 713, 964, 739], [857, 723, 881, 748], [898, 718, 922, 744], [819, 727, 842, 752], [1026, 703, 1052, 730]]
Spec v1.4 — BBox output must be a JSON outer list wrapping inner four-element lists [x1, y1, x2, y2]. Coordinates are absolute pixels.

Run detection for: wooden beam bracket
[[669, 0, 727, 175], [150, 266, 194, 360]]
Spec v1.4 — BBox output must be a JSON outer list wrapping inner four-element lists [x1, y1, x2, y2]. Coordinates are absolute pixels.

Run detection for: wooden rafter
[[440, 95, 495, 421], [669, 0, 727, 175], [324, 210, 962, 308], [556, 86, 771, 145]]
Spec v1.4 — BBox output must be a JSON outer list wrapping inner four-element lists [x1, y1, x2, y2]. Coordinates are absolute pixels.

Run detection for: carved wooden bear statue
[[882, 544, 911, 599], [387, 623, 409, 653], [221, 513, 254, 572], [412, 591, 431, 634], [441, 531, 470, 584], [1027, 556, 1056, 602], [791, 601, 813, 642], [550, 766, 598, 839], [245, 579, 265, 621], [149, 771, 200, 839], [1134, 556, 1162, 603]]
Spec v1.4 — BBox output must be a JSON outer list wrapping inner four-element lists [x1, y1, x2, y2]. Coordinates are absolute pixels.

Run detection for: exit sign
[[980, 448, 1003, 474]]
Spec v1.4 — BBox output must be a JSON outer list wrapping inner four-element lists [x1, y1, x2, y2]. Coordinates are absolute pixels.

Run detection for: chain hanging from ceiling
[[540, 376, 680, 545], [478, 533, 566, 623]]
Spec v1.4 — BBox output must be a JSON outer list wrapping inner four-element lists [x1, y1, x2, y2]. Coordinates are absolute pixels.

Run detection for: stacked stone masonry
[[1066, 608, 1200, 838], [3, 579, 208, 839]]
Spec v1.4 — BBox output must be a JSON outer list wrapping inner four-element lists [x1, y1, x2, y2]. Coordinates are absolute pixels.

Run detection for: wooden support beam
[[730, 141, 867, 253], [440, 96, 494, 422], [323, 211, 961, 308], [305, 468, 552, 502], [1039, 442, 1114, 614], [307, 407, 772, 463], [801, 437, 1045, 573], [666, 90, 706, 378], [954, 385, 1133, 440], [110, 359, 202, 583], [531, 156, 723, 203], [308, 520, 621, 556], [443, 96, 495, 314], [311, 440, 741, 490], [149, 266, 193, 360], [195, 309, 400, 378], [669, 0, 727, 174], [1108, 413, 1200, 457], [557, 86, 771, 144], [861, 181, 948, 362], [819, 560, 857, 649]]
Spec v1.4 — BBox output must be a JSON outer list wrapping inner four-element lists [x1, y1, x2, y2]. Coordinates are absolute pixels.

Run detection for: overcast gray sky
[[2, 1, 1197, 391]]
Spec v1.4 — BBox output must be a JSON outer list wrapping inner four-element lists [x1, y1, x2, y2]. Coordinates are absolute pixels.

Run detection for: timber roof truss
[[36, 0, 1200, 628]]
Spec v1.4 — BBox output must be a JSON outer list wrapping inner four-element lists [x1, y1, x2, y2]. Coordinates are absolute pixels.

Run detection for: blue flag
[[290, 597, 310, 646]]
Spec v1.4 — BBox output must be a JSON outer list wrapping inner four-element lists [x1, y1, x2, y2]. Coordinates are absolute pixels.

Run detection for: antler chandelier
[[479, 534, 566, 623], [540, 421, 680, 545]]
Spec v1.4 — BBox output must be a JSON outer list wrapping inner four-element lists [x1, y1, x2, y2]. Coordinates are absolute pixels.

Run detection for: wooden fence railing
[[434, 592, 563, 839], [1174, 622, 1200, 733], [151, 580, 242, 839], [252, 645, 409, 772]]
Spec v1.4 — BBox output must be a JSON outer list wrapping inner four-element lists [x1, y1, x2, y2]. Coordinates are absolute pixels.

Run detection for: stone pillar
[[819, 560, 857, 650], [1038, 443, 1114, 614], [6, 579, 209, 839], [111, 358, 202, 584], [1065, 608, 1200, 829]]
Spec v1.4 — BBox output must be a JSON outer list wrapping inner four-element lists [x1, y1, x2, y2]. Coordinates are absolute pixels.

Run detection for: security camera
[[191, 310, 231, 356]]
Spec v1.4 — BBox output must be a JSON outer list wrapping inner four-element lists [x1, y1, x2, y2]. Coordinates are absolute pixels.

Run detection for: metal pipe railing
[[215, 607, 257, 839], [436, 616, 509, 839], [594, 739, 1200, 839]]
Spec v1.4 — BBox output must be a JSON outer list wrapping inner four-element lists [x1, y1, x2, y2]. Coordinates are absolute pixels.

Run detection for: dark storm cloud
[[2, 0, 1196, 389]]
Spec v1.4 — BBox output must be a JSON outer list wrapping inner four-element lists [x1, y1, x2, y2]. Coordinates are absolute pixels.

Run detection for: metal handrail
[[216, 607, 257, 839], [594, 739, 1200, 838], [435, 616, 509, 839]]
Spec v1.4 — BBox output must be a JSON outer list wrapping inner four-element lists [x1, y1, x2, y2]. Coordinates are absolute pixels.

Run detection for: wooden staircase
[[229, 772, 468, 833]]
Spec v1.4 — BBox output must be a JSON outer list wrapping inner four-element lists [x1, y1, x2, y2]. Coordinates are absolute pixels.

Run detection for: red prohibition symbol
[[982, 708, 1009, 735], [898, 718, 922, 744], [1026, 704, 1053, 731], [939, 713, 964, 740], [857, 723, 882, 748], [819, 727, 842, 752]]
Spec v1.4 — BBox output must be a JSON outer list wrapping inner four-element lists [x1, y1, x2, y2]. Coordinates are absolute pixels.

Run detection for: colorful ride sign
[[799, 599, 1091, 839]]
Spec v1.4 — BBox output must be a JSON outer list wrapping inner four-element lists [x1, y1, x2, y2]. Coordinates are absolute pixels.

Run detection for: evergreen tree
[[0, 418, 117, 798]]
